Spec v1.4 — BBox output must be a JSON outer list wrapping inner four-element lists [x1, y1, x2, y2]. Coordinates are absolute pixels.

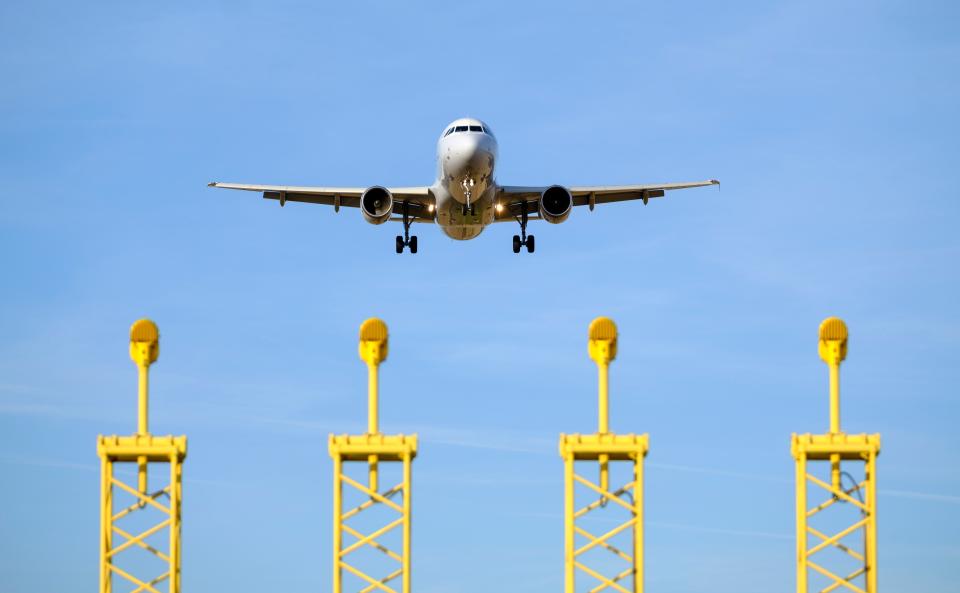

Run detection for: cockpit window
[[444, 127, 454, 137], [454, 125, 468, 132], [468, 125, 482, 132]]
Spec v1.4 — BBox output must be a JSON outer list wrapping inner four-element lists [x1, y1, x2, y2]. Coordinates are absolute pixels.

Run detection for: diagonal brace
[[807, 517, 869, 557], [807, 525, 864, 562], [342, 484, 403, 521], [806, 474, 868, 513], [575, 481, 635, 519], [342, 560, 400, 593], [111, 478, 171, 515], [589, 566, 635, 593], [575, 561, 632, 593], [341, 475, 404, 513], [807, 560, 867, 593], [574, 474, 634, 514], [342, 524, 403, 562], [341, 517, 405, 557], [359, 568, 403, 593], [575, 517, 638, 559], [109, 520, 172, 560], [107, 563, 164, 593]]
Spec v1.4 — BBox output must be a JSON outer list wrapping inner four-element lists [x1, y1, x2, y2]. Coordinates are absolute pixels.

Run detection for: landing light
[[496, 203, 503, 214], [428, 204, 435, 213]]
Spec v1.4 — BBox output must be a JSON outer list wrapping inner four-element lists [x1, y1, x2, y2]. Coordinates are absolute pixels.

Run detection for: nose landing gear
[[512, 201, 535, 253], [395, 201, 418, 254], [460, 177, 476, 216]]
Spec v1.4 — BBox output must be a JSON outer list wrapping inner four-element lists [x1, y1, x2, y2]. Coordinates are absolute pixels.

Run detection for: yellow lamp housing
[[129, 319, 159, 366], [359, 318, 389, 366], [588, 316, 617, 364], [817, 316, 847, 365]]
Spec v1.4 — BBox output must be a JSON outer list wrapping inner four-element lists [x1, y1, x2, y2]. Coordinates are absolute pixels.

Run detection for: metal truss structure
[[98, 435, 186, 593], [330, 319, 417, 593], [561, 317, 649, 593], [98, 320, 187, 593], [793, 318, 880, 593], [561, 434, 648, 593]]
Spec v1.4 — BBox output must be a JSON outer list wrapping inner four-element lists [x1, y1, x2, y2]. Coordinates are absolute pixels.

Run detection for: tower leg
[[333, 454, 343, 593], [795, 452, 807, 593], [403, 453, 412, 593], [633, 454, 644, 593], [170, 454, 182, 593], [100, 457, 113, 593], [564, 455, 575, 593], [866, 450, 878, 593]]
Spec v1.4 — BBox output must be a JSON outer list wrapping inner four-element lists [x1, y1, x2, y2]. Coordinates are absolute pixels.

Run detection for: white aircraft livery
[[209, 118, 718, 254]]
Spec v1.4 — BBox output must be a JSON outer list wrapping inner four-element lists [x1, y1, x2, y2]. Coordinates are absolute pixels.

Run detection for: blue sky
[[1, 1, 958, 592]]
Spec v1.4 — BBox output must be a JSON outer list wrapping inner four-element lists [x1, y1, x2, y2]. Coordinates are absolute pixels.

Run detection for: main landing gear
[[512, 201, 535, 253], [396, 201, 418, 254]]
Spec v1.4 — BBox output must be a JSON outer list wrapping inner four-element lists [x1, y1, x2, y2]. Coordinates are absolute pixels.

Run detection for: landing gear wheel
[[409, 236, 418, 254], [512, 235, 521, 253], [526, 234, 535, 253], [469, 204, 476, 216], [396, 235, 404, 254]]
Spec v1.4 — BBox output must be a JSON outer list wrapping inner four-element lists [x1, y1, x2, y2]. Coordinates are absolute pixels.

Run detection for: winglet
[[207, 181, 218, 187]]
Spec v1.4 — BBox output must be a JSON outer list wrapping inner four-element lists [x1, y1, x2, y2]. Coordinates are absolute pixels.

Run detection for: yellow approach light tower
[[98, 320, 187, 593], [330, 319, 417, 593], [793, 318, 880, 593], [560, 318, 649, 593]]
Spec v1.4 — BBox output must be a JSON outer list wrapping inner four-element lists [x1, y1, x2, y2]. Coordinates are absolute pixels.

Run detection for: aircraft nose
[[453, 134, 481, 160], [446, 134, 493, 175]]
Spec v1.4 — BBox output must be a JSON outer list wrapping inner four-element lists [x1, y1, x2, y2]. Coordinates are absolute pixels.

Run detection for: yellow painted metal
[[99, 319, 187, 593], [331, 319, 416, 593], [794, 317, 880, 593], [360, 318, 388, 492], [819, 317, 848, 490], [588, 317, 617, 500], [130, 319, 159, 496], [562, 317, 648, 593]]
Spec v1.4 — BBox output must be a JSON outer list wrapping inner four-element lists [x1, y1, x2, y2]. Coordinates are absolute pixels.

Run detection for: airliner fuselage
[[433, 118, 500, 240]]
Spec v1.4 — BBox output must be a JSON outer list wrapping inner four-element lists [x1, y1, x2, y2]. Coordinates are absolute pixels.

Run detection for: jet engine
[[539, 185, 573, 224], [361, 186, 394, 225]]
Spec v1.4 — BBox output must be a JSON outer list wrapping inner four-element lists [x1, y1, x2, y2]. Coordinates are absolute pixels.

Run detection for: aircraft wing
[[494, 180, 718, 220], [208, 182, 435, 221]]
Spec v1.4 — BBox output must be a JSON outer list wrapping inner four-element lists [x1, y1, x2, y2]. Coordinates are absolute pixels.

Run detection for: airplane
[[209, 117, 718, 254]]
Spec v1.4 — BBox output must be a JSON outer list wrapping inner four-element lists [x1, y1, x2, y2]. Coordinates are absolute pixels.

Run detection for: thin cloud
[[880, 489, 960, 505], [647, 520, 793, 541], [647, 461, 791, 484], [0, 454, 243, 488], [504, 509, 792, 540]]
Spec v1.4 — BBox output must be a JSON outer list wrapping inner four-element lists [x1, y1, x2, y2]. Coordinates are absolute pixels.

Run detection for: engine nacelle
[[361, 186, 394, 225], [539, 185, 573, 224]]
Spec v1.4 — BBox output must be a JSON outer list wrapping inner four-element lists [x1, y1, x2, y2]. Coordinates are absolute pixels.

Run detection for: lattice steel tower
[[793, 317, 880, 593], [98, 319, 187, 593], [560, 317, 649, 593], [330, 318, 417, 593]]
